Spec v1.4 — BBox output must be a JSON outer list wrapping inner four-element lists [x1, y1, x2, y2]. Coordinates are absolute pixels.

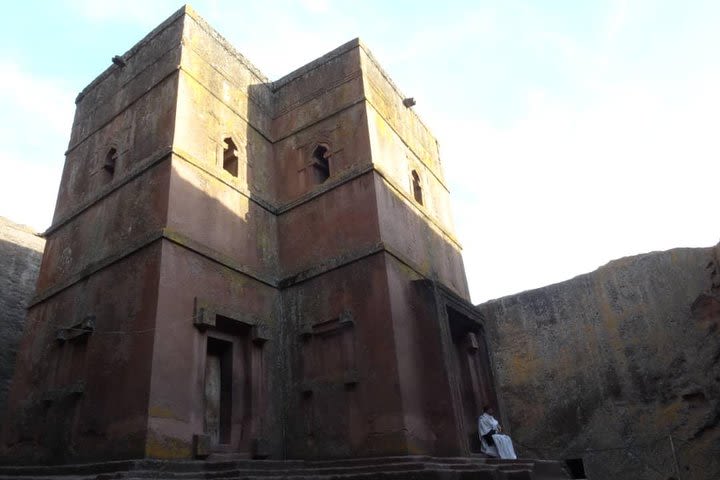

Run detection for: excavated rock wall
[[0, 217, 44, 416], [479, 246, 720, 480]]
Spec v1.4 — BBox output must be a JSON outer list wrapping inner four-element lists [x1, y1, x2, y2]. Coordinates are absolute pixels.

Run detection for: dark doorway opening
[[205, 337, 233, 445], [565, 458, 586, 479]]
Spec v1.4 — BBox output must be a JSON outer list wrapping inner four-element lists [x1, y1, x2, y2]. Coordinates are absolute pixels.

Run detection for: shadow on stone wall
[[0, 233, 44, 418]]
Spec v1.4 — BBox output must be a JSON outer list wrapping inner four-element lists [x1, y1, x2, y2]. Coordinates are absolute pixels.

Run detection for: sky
[[1, 0, 718, 303]]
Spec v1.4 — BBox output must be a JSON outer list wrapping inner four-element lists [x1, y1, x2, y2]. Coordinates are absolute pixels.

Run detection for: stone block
[[192, 434, 211, 458]]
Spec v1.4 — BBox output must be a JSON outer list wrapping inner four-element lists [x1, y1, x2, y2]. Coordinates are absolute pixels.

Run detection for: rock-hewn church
[[2, 5, 499, 465]]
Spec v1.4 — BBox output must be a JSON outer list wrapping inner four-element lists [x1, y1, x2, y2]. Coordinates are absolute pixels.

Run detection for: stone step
[[0, 459, 496, 476], [0, 472, 514, 480], [0, 466, 504, 479], [0, 456, 569, 480], [80, 464, 499, 478], [0, 460, 491, 477], [498, 470, 533, 480]]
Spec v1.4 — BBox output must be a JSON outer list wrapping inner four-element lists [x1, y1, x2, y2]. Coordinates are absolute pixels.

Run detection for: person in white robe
[[478, 405, 517, 459]]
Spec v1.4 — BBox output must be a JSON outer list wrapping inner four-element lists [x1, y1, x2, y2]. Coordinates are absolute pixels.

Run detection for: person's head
[[483, 405, 494, 415]]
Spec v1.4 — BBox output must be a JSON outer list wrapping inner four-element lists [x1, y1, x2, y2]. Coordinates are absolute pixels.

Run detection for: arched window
[[103, 148, 118, 182], [223, 137, 239, 177], [311, 144, 330, 184], [411, 170, 423, 205]]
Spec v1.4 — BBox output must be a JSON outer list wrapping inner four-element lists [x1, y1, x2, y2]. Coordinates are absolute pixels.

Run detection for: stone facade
[[480, 246, 720, 480], [0, 218, 44, 417], [1, 6, 497, 464]]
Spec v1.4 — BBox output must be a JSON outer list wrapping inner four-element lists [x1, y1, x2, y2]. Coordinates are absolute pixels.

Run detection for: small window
[[411, 170, 423, 205], [223, 138, 239, 177], [311, 144, 330, 184], [103, 148, 118, 182]]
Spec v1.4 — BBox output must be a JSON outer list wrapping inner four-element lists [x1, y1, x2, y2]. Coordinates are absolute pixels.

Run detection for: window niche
[[299, 311, 357, 389], [223, 137, 239, 178], [103, 148, 118, 182], [310, 144, 331, 184], [411, 170, 423, 205]]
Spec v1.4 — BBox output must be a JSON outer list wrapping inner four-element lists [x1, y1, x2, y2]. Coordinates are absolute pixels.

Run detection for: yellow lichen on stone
[[508, 349, 540, 385], [148, 405, 181, 420], [145, 431, 192, 459]]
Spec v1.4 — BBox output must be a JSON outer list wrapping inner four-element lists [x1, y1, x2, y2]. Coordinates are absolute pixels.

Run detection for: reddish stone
[[1, 6, 497, 463]]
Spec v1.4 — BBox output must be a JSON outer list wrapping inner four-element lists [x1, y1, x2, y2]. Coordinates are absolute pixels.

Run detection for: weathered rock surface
[[0, 217, 44, 416], [479, 245, 720, 480]]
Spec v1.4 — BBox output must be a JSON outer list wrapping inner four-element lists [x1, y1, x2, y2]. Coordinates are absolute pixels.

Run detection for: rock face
[[479, 246, 720, 480], [0, 217, 44, 417]]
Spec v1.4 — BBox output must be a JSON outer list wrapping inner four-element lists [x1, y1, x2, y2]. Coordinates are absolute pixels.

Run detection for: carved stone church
[[1, 5, 500, 465]]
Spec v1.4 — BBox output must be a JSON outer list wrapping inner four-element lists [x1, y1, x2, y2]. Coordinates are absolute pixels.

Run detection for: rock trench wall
[[479, 245, 720, 480], [0, 217, 44, 417]]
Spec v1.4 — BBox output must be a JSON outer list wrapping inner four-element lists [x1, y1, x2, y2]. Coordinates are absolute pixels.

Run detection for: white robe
[[478, 413, 517, 459], [478, 413, 499, 436], [492, 434, 517, 459]]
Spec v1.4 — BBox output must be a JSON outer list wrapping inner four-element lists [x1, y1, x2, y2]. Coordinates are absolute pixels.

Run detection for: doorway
[[447, 307, 498, 452], [205, 337, 233, 445]]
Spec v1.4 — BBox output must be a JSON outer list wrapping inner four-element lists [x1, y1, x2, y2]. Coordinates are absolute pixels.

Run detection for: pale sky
[[1, 1, 718, 303]]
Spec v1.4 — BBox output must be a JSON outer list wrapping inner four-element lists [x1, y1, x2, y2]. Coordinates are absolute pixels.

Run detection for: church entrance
[[447, 307, 498, 452], [204, 338, 233, 445], [201, 316, 258, 455]]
